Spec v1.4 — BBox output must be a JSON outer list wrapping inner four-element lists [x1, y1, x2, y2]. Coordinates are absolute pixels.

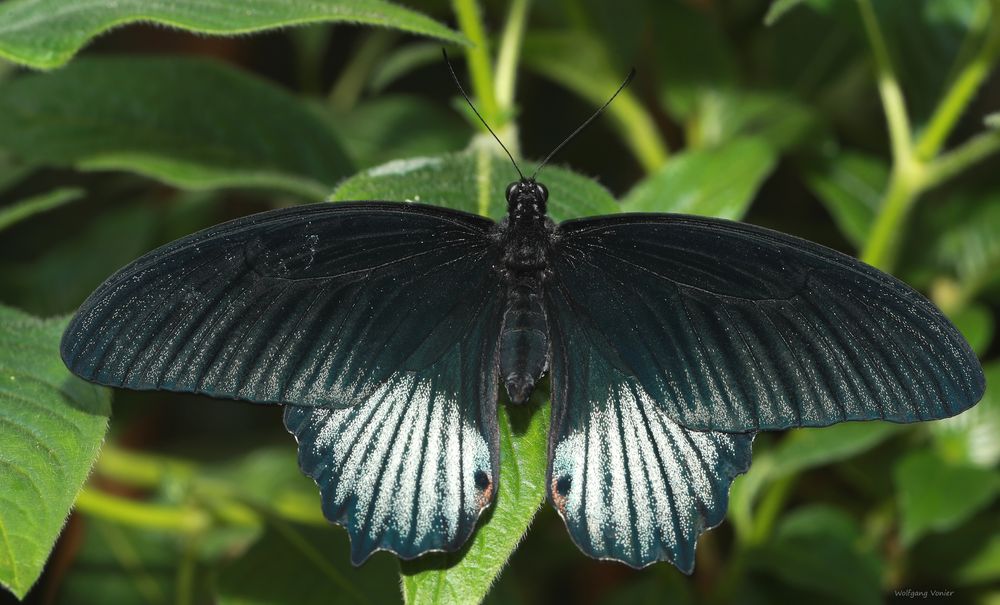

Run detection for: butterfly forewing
[[546, 283, 753, 571], [61, 202, 501, 409], [547, 214, 985, 432]]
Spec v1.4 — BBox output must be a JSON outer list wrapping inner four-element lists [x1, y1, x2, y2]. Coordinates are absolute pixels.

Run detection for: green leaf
[[691, 91, 818, 151], [327, 96, 468, 168], [932, 362, 1000, 468], [803, 150, 886, 246], [621, 138, 776, 220], [749, 506, 883, 605], [769, 422, 902, 478], [331, 149, 619, 221], [933, 195, 1000, 298], [0, 188, 83, 231], [370, 42, 442, 93], [895, 450, 1000, 545], [986, 112, 1000, 129], [0, 304, 112, 598], [400, 402, 550, 605], [0, 57, 352, 200], [0, 0, 466, 70], [217, 521, 401, 605], [764, 0, 809, 25], [948, 303, 994, 357]]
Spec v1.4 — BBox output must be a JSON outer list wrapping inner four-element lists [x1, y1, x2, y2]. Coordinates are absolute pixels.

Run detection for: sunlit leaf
[[895, 450, 1000, 545], [0, 0, 466, 70], [692, 91, 818, 151], [932, 362, 1000, 468], [621, 138, 776, 220], [0, 188, 83, 231], [0, 57, 352, 199], [770, 423, 902, 478], [0, 305, 111, 599]]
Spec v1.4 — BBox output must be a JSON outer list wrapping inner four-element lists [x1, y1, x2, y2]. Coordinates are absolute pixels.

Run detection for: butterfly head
[[505, 179, 548, 221]]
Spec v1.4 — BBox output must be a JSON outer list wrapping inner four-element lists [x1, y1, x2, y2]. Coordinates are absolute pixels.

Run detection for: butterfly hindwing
[[61, 202, 501, 409], [549, 214, 985, 432], [283, 287, 503, 563], [546, 283, 753, 571]]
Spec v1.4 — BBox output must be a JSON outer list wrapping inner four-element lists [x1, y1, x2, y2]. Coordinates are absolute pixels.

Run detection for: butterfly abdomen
[[499, 275, 549, 404]]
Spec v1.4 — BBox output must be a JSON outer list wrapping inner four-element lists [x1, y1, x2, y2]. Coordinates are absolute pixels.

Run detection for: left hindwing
[[547, 214, 985, 433], [284, 288, 504, 564]]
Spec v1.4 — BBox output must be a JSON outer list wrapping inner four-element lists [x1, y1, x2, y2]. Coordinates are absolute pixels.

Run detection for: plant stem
[[916, 1, 1000, 160], [861, 172, 920, 271], [856, 0, 912, 166], [75, 488, 210, 534], [453, 0, 500, 124], [494, 0, 531, 114], [924, 130, 1000, 189], [328, 31, 396, 111]]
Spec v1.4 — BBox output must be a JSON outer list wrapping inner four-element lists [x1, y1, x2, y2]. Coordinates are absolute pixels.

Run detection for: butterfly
[[60, 61, 985, 573]]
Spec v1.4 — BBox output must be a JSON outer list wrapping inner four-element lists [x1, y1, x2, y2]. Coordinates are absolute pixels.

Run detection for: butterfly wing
[[61, 202, 502, 409], [546, 293, 754, 571], [64, 201, 507, 561], [283, 290, 502, 563], [548, 214, 985, 433]]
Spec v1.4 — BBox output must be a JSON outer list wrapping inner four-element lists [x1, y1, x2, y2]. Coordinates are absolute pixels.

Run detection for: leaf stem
[[494, 0, 531, 114], [452, 0, 500, 124], [856, 0, 913, 166], [923, 130, 1000, 189], [861, 172, 920, 270], [916, 1, 1000, 160], [74, 488, 210, 534], [328, 31, 396, 111]]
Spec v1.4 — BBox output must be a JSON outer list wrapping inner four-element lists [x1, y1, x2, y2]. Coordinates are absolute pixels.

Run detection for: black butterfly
[[61, 64, 985, 573]]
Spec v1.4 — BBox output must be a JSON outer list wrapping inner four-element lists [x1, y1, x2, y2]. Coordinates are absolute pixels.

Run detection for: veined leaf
[[0, 0, 467, 70], [0, 188, 83, 231], [0, 57, 352, 200], [331, 149, 619, 221], [621, 137, 776, 220], [0, 305, 111, 599], [932, 362, 1000, 469]]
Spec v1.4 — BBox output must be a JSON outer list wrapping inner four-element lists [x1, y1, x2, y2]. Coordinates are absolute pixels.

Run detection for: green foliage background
[[0, 0, 999, 603]]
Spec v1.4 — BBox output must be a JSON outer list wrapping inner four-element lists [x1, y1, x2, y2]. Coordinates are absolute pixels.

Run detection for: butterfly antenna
[[531, 68, 636, 180], [443, 49, 525, 181]]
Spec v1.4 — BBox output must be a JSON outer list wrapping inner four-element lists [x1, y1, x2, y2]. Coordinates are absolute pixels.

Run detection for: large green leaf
[[895, 450, 1000, 545], [216, 522, 401, 605], [621, 138, 776, 220], [749, 506, 883, 605], [803, 150, 886, 247], [331, 149, 620, 220], [0, 57, 352, 199], [400, 403, 550, 605], [769, 422, 902, 479], [0, 0, 466, 70], [0, 188, 83, 232], [0, 305, 112, 599]]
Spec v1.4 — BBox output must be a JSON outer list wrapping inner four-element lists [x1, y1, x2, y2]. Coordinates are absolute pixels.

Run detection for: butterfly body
[[497, 179, 555, 404]]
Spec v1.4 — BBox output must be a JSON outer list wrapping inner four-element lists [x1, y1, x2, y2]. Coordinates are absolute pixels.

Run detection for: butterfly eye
[[505, 182, 520, 201], [536, 183, 548, 202]]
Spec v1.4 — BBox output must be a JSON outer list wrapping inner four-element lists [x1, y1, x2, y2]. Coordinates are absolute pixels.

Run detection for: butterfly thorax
[[498, 180, 554, 405]]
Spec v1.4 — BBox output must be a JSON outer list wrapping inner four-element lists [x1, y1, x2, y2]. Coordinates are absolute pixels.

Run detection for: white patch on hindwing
[[310, 374, 491, 546], [551, 383, 737, 563]]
